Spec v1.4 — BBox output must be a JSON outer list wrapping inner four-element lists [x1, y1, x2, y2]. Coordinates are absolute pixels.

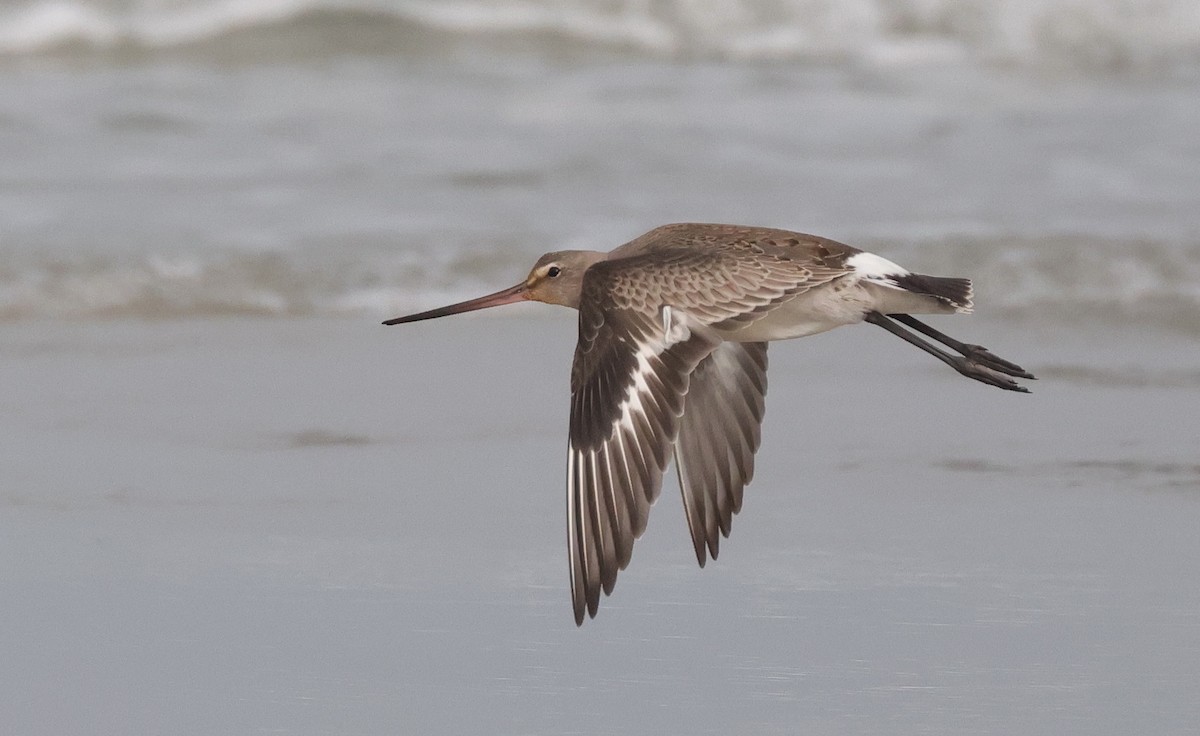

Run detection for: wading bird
[[384, 223, 1033, 625]]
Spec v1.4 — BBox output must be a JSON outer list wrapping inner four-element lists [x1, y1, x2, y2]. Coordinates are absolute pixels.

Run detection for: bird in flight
[[384, 223, 1034, 625]]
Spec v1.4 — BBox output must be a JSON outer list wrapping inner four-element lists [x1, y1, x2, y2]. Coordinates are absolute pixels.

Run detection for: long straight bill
[[382, 282, 528, 325]]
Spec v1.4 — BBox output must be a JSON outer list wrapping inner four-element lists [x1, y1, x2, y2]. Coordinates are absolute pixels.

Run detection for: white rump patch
[[847, 251, 909, 282]]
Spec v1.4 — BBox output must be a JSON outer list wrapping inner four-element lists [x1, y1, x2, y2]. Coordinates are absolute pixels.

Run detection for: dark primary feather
[[565, 233, 803, 624], [567, 280, 722, 625]]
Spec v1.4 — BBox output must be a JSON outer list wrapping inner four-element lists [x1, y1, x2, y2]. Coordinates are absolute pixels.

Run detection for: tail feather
[[889, 273, 973, 313]]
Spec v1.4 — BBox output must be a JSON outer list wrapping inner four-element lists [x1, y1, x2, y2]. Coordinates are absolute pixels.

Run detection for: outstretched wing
[[568, 298, 720, 626], [673, 341, 768, 567], [564, 225, 856, 624]]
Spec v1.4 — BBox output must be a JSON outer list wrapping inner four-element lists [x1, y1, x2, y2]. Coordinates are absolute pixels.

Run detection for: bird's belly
[[715, 286, 872, 342]]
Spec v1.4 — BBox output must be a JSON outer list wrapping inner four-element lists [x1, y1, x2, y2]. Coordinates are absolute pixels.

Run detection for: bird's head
[[382, 249, 606, 325], [520, 250, 606, 309]]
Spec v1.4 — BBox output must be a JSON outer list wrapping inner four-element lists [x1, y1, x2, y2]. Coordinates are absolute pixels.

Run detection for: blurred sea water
[[0, 0, 1198, 330]]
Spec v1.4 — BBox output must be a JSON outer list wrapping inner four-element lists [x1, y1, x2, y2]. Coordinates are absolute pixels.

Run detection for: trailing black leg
[[864, 312, 1031, 393], [888, 314, 1035, 379]]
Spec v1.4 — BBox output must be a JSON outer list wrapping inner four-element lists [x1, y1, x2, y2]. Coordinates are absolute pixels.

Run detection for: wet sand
[[1, 313, 1197, 734]]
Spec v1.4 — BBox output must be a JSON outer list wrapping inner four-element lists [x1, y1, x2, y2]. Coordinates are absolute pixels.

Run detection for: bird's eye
[[547, 266, 562, 278]]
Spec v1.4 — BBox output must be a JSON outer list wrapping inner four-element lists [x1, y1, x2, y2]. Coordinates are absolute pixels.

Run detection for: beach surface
[[3, 313, 1198, 735]]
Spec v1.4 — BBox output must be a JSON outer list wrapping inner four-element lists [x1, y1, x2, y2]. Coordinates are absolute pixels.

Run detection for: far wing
[[673, 341, 768, 566]]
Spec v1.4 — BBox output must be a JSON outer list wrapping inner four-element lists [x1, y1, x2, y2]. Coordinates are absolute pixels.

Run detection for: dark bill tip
[[383, 282, 528, 325]]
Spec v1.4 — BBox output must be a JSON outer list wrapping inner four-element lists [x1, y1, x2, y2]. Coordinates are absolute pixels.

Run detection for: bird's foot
[[953, 356, 1031, 393], [959, 344, 1036, 380]]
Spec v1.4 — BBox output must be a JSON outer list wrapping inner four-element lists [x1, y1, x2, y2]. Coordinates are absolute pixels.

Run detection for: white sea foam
[[2, 238, 1197, 331], [1, 0, 1198, 71]]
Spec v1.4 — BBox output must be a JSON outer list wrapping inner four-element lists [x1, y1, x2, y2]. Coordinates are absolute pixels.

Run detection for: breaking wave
[[2, 236, 1198, 332], [2, 0, 1199, 72]]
